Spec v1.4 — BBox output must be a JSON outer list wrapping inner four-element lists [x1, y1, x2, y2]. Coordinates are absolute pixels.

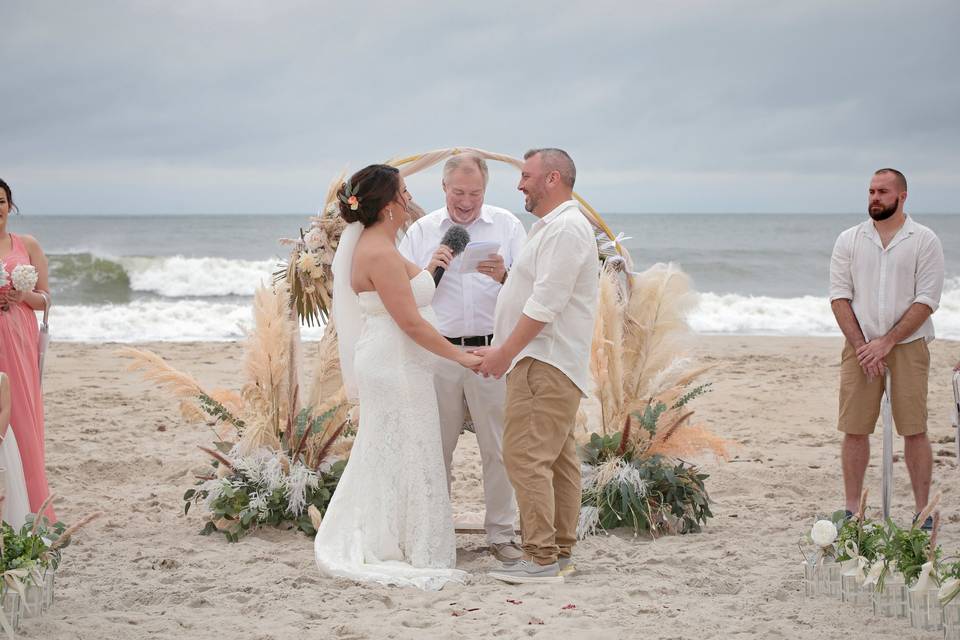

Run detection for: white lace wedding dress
[[314, 270, 466, 590]]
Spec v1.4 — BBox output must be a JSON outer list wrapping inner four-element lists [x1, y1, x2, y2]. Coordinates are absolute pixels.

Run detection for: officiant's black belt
[[445, 334, 494, 347]]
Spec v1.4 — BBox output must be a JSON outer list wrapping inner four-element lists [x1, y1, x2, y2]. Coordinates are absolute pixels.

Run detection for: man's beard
[[523, 190, 539, 213], [869, 202, 898, 221]]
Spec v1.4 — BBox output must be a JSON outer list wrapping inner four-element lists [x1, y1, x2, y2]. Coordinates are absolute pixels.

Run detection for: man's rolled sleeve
[[829, 232, 854, 302], [522, 226, 589, 324], [913, 233, 945, 313]]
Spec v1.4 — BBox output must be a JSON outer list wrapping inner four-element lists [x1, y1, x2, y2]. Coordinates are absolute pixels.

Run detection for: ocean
[[9, 212, 960, 342]]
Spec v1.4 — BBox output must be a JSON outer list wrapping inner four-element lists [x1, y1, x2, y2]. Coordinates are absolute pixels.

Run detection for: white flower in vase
[[11, 264, 38, 292], [811, 519, 838, 548]]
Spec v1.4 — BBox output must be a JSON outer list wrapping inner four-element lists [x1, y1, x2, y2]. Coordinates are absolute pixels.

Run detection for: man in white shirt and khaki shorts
[[475, 148, 598, 584], [399, 153, 526, 563], [829, 168, 945, 527]]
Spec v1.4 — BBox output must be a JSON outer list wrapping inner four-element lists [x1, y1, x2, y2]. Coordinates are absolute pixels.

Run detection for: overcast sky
[[3, 0, 959, 215]]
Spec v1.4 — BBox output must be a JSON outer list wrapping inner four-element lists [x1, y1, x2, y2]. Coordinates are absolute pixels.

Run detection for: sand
[[26, 335, 960, 639]]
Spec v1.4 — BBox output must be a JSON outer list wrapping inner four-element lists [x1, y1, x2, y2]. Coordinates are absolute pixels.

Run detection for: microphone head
[[440, 225, 471, 256]]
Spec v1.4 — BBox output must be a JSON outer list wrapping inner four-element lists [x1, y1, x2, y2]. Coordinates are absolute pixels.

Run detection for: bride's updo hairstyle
[[337, 164, 401, 228]]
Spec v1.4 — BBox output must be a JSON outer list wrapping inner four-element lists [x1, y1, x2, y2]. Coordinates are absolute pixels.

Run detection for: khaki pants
[[838, 338, 929, 436], [503, 357, 582, 565], [433, 347, 517, 545]]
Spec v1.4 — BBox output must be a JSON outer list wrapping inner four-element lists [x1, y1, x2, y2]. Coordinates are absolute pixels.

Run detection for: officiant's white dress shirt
[[400, 205, 525, 338], [829, 216, 944, 343], [493, 199, 598, 397]]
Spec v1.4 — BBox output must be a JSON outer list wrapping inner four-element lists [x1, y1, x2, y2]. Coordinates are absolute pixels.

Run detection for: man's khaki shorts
[[838, 338, 929, 436]]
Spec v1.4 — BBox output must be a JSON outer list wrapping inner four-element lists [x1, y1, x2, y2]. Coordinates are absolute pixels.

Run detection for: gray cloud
[[2, 0, 958, 214]]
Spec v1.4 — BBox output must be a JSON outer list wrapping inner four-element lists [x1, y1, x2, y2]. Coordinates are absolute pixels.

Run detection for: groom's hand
[[470, 346, 511, 379]]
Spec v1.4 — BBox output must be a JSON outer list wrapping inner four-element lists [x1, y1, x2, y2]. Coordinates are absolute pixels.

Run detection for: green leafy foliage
[[884, 521, 938, 586], [835, 517, 885, 563]]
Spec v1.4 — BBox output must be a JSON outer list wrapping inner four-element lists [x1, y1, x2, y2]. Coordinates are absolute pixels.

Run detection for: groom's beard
[[869, 202, 898, 221]]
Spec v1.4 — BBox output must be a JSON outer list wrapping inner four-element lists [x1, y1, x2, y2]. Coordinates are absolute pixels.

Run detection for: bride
[[314, 164, 481, 590]]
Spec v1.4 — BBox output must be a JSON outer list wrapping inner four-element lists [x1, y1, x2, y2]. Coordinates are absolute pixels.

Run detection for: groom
[[475, 148, 598, 584]]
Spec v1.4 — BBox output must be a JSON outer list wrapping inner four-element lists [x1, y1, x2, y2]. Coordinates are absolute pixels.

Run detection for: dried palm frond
[[117, 347, 206, 399]]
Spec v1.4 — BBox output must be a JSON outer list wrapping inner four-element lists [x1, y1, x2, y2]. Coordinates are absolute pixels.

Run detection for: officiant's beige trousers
[[503, 357, 582, 566]]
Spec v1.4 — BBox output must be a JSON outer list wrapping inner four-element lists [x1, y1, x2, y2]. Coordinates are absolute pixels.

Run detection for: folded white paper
[[458, 241, 501, 273]]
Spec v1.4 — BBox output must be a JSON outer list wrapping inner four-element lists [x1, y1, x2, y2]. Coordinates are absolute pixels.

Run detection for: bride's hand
[[456, 351, 483, 370]]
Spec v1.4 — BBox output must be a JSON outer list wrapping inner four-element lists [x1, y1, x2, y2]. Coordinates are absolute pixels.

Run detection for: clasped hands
[[456, 346, 511, 379], [855, 336, 894, 380]]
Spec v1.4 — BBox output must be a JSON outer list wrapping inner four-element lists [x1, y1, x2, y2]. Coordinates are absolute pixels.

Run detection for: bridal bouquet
[[10, 265, 38, 292]]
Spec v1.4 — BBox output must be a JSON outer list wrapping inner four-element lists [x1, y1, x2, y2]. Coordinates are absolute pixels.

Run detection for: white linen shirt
[[493, 200, 599, 397], [399, 204, 525, 338], [829, 216, 944, 343]]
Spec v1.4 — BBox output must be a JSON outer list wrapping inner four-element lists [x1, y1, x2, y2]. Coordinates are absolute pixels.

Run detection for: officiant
[[399, 153, 526, 563]]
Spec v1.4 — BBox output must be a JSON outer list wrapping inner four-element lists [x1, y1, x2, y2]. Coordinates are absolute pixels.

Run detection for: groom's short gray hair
[[524, 148, 576, 187], [443, 153, 489, 188]]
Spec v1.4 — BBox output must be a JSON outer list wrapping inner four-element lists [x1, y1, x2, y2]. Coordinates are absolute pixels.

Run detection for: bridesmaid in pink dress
[[0, 178, 55, 521]]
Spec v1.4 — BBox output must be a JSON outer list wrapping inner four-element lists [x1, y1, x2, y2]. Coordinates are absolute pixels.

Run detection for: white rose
[[811, 519, 838, 547], [11, 264, 38, 292]]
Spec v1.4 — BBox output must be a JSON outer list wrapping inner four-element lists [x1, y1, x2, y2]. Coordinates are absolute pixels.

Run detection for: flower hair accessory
[[339, 179, 360, 211]]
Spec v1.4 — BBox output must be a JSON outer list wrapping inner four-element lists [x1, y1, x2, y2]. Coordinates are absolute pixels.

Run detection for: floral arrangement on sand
[[0, 495, 100, 635], [578, 261, 727, 538], [120, 281, 354, 541], [801, 493, 960, 613]]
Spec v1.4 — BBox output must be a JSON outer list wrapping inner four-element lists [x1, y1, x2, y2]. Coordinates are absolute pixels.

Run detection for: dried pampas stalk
[[242, 280, 296, 448], [929, 512, 940, 561], [30, 494, 56, 533], [307, 322, 344, 411], [619, 264, 697, 407], [49, 511, 103, 551], [590, 268, 624, 433], [857, 488, 869, 522], [915, 493, 941, 530], [117, 347, 206, 399]]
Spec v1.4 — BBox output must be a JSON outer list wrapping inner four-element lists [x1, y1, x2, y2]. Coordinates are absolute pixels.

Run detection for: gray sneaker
[[558, 556, 576, 577], [490, 542, 524, 564], [488, 559, 564, 584]]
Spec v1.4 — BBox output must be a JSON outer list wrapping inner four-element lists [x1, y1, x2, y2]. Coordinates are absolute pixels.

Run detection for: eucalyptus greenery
[[578, 431, 712, 537]]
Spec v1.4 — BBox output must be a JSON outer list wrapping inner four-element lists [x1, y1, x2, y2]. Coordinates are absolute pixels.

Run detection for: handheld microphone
[[433, 225, 471, 286]]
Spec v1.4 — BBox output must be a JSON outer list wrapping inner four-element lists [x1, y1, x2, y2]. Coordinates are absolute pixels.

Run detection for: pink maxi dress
[[0, 233, 55, 521]]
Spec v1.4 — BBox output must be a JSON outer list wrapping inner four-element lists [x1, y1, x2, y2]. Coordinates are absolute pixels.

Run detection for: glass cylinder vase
[[802, 561, 817, 598], [907, 585, 942, 632], [818, 561, 842, 598], [872, 574, 907, 618], [21, 581, 43, 619], [41, 568, 55, 613], [944, 599, 960, 640], [840, 572, 871, 607], [1, 590, 22, 633]]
